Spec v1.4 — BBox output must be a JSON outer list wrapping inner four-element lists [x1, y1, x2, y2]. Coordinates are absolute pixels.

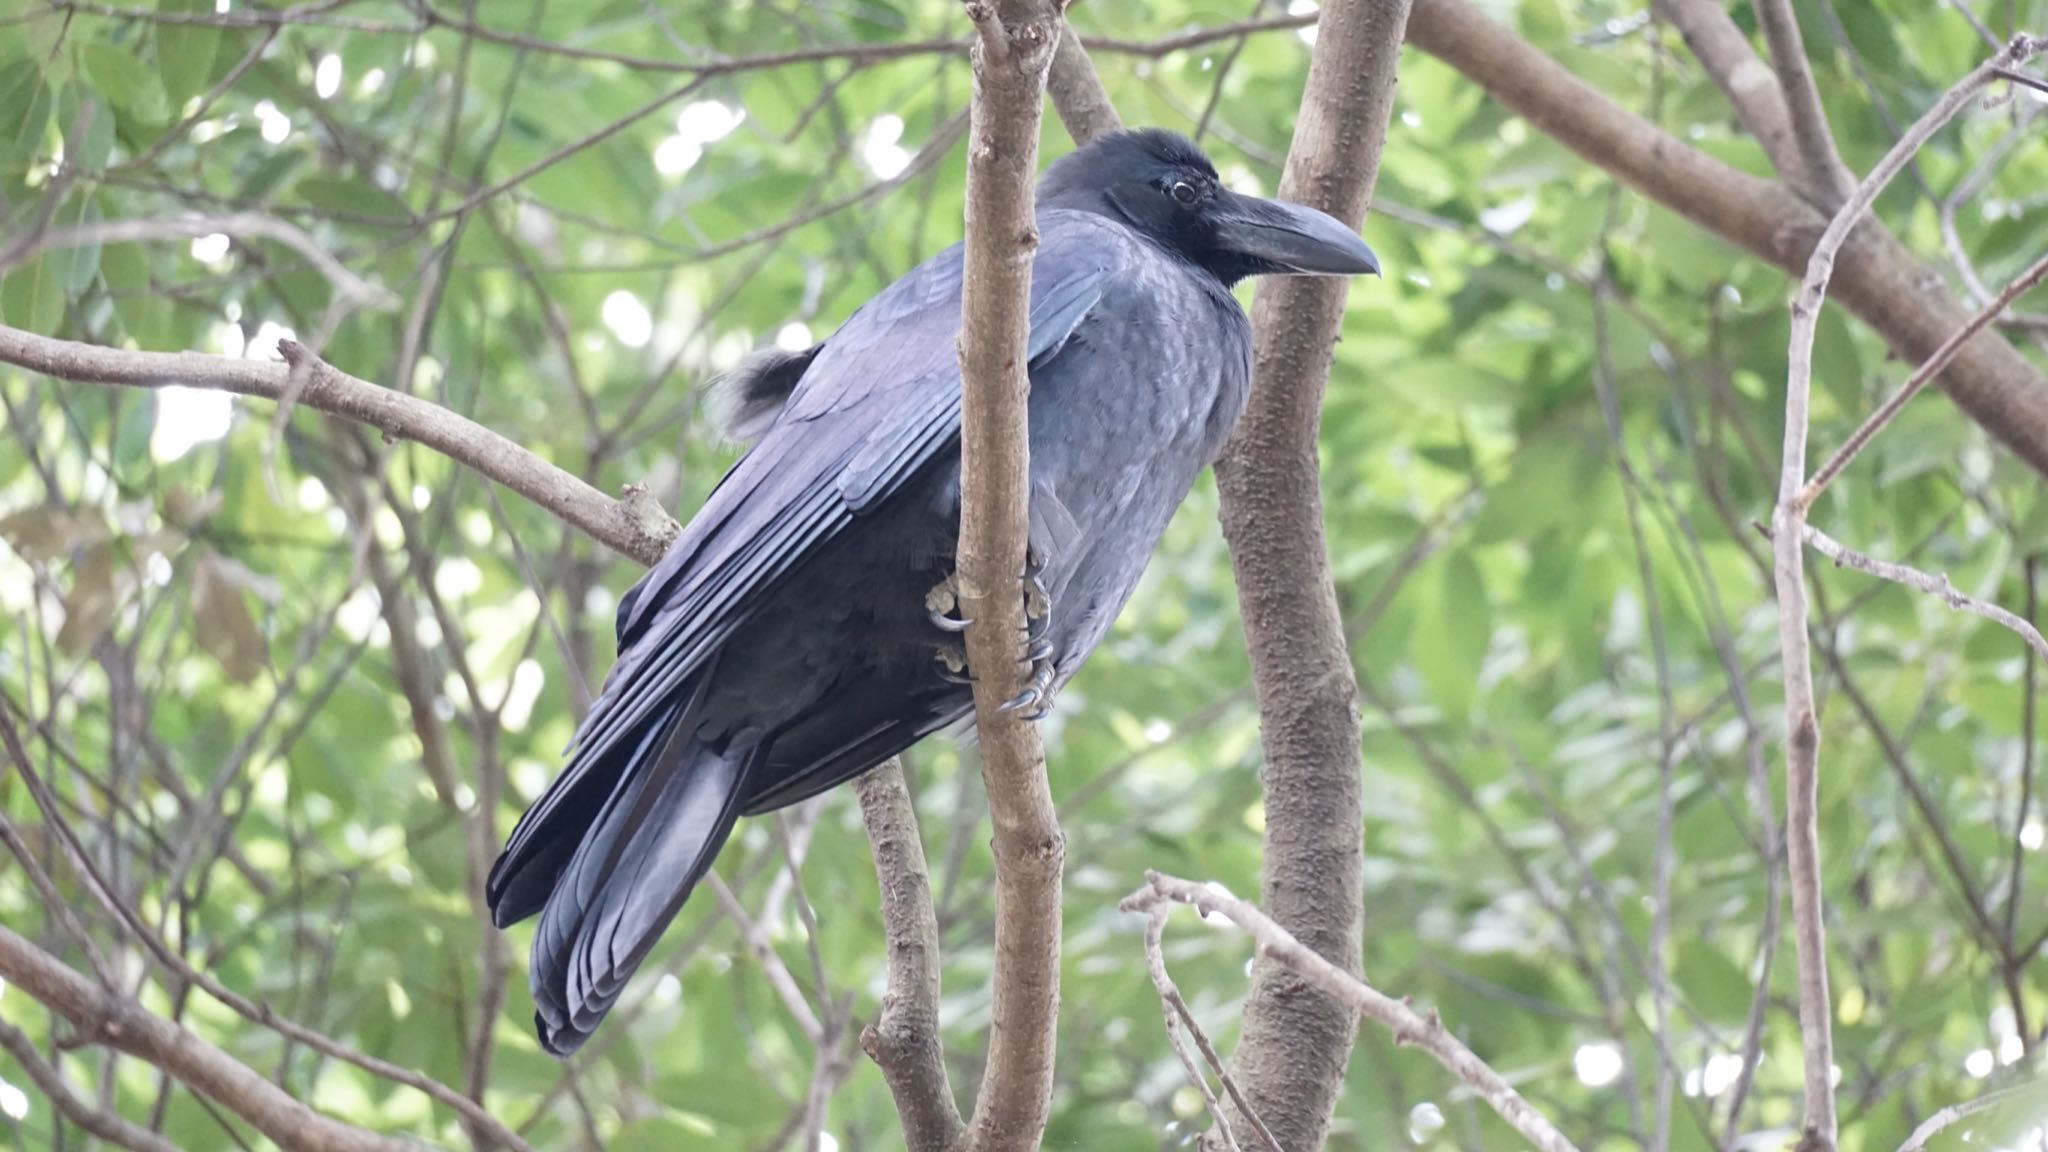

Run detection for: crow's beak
[[1213, 191, 1381, 277]]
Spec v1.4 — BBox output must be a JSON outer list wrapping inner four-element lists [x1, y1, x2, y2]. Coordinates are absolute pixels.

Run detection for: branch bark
[[1206, 0, 1410, 1147], [0, 326, 680, 566], [1047, 24, 1122, 144], [0, 1019, 182, 1152], [953, 2, 1066, 1149], [1751, 0, 1855, 207], [0, 924, 412, 1152], [854, 761, 963, 1152], [1403, 0, 2048, 481], [1123, 873, 1582, 1152], [1651, 0, 1805, 188]]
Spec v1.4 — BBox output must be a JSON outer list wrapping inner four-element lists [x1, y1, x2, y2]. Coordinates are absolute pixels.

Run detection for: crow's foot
[[1023, 543, 1051, 635], [925, 573, 972, 633], [932, 640, 972, 685], [999, 641, 1059, 720], [926, 553, 1056, 717]]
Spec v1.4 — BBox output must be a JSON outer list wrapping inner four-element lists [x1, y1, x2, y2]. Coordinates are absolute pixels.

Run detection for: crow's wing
[[495, 217, 1120, 873]]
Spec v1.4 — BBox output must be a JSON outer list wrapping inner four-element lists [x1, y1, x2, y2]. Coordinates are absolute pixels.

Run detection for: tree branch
[[1402, 1, 2048, 480], [1752, 0, 1856, 206], [0, 1020, 182, 1152], [0, 326, 681, 565], [1799, 524, 2048, 662], [854, 761, 963, 1152], [0, 924, 412, 1152], [0, 214, 400, 312], [953, 2, 1066, 1149], [1206, 0, 1410, 1147], [1800, 242, 2048, 508], [1768, 37, 2041, 1152], [1047, 24, 1122, 144], [1122, 873, 1582, 1152], [1651, 0, 1806, 190]]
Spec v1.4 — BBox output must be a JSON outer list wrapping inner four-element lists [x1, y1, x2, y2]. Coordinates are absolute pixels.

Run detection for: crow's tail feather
[[489, 672, 754, 1057]]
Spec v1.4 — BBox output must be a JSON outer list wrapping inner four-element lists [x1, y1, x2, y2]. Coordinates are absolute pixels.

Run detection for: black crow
[[487, 128, 1380, 1055]]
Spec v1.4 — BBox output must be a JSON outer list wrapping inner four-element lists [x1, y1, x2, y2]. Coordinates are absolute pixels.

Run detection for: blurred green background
[[3, 0, 2047, 1148]]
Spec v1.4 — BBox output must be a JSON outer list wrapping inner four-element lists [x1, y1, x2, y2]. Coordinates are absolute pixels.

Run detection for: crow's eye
[[1169, 180, 1199, 205]]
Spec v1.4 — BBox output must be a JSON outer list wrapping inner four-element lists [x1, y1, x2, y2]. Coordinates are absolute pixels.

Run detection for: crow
[[487, 128, 1380, 1055]]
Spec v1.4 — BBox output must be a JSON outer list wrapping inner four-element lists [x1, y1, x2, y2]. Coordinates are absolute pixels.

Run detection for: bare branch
[[1800, 242, 2048, 508], [1048, 24, 1122, 145], [1402, 2, 2048, 479], [0, 214, 400, 311], [1206, 0, 1409, 1146], [1800, 524, 2048, 661], [1752, 0, 1856, 207], [0, 924, 412, 1152], [1771, 36, 2042, 1152], [1122, 873, 1583, 1152], [853, 761, 963, 1152], [1652, 0, 1806, 188], [1138, 910, 1283, 1152], [953, 2, 1066, 1148], [1896, 1083, 2048, 1152], [0, 326, 681, 566], [0, 1020, 181, 1152]]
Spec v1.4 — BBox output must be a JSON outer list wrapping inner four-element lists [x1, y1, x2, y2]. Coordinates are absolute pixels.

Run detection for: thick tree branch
[[1048, 25, 1122, 144], [1123, 873, 1582, 1152], [854, 761, 963, 1152], [0, 924, 412, 1152], [953, 2, 1065, 1149], [0, 325, 681, 565], [1403, 0, 2048, 480], [1651, 0, 1805, 188], [1207, 0, 1409, 1147]]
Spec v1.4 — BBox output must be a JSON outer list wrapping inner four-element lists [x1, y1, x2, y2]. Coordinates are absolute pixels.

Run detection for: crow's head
[[1040, 128, 1381, 287]]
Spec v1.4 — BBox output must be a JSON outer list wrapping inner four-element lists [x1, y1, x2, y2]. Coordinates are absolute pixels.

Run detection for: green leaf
[[155, 0, 222, 106], [1, 254, 68, 332], [0, 57, 52, 175]]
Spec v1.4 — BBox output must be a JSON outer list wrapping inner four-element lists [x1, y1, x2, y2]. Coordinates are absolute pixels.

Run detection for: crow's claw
[[999, 641, 1059, 720], [999, 687, 1041, 715], [925, 575, 972, 633], [1023, 543, 1051, 625], [1025, 637, 1054, 665]]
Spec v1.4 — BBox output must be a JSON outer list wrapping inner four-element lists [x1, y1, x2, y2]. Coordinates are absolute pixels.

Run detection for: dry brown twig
[[1774, 33, 2045, 1152], [1122, 872, 1583, 1152], [1137, 908, 1284, 1152]]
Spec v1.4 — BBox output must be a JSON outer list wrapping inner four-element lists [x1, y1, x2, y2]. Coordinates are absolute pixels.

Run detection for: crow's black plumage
[[487, 128, 1380, 1055]]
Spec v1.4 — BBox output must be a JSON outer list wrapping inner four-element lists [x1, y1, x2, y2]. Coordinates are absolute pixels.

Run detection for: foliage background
[[3, 0, 2047, 1148]]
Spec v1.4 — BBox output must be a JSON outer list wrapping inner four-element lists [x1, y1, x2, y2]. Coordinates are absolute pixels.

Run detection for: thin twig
[[1773, 38, 2045, 1151], [1800, 524, 2048, 662], [1138, 909, 1284, 1152], [1122, 872, 1583, 1152], [1799, 241, 2048, 509]]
